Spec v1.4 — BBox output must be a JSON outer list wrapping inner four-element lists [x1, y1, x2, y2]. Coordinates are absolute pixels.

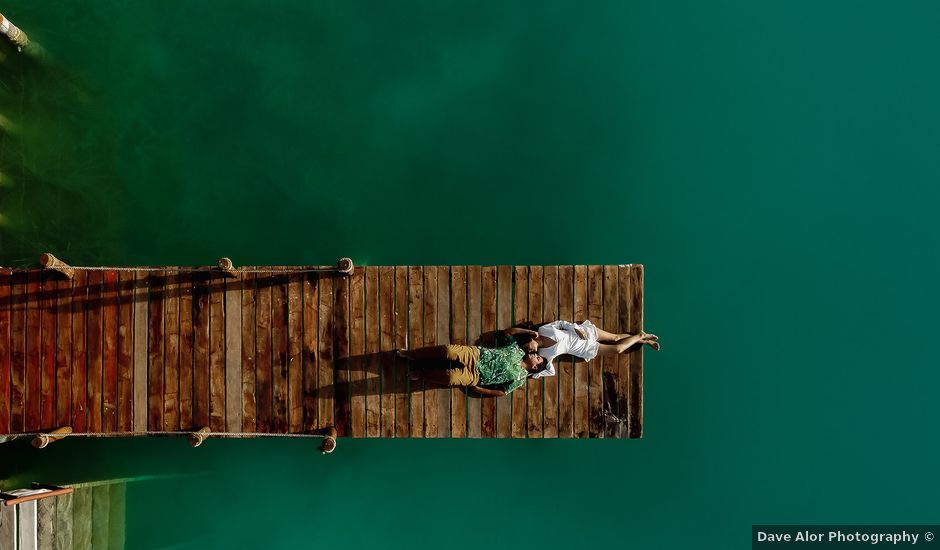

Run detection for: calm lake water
[[2, 1, 939, 548]]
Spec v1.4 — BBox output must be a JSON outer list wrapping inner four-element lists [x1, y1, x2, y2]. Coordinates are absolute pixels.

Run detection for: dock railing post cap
[[31, 426, 72, 448], [319, 426, 338, 454], [217, 257, 237, 277], [39, 252, 57, 267], [337, 258, 354, 275], [189, 427, 211, 447], [39, 253, 74, 279]]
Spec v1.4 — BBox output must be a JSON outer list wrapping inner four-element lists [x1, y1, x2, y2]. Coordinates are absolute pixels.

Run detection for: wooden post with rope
[[217, 257, 237, 278], [337, 258, 354, 276], [318, 426, 338, 454], [189, 427, 210, 447], [0, 12, 29, 52], [39, 253, 74, 279], [31, 426, 72, 448]]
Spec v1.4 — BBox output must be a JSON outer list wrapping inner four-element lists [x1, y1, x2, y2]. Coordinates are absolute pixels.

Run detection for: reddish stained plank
[[163, 271, 180, 432], [629, 266, 644, 438], [132, 270, 149, 432], [209, 275, 227, 432], [10, 271, 27, 433], [117, 272, 136, 432], [301, 272, 317, 433], [573, 265, 589, 438], [54, 275, 72, 428], [557, 266, 575, 438], [481, 266, 497, 438], [317, 276, 334, 431], [332, 274, 351, 436], [495, 265, 512, 438], [178, 272, 194, 431], [0, 269, 11, 433], [615, 266, 633, 439], [393, 267, 409, 438], [434, 266, 451, 438], [511, 266, 528, 438], [365, 267, 381, 437], [348, 268, 365, 437], [269, 274, 288, 434], [587, 265, 604, 438], [287, 273, 303, 433], [542, 265, 559, 438], [85, 271, 103, 433], [421, 266, 439, 437], [102, 271, 119, 432], [407, 265, 424, 437], [40, 271, 56, 430], [147, 271, 165, 432], [449, 266, 467, 438], [466, 265, 482, 438], [241, 273, 257, 433], [526, 266, 544, 438], [378, 266, 395, 438], [24, 272, 42, 431], [69, 271, 87, 433], [602, 265, 619, 438], [192, 271, 211, 429]]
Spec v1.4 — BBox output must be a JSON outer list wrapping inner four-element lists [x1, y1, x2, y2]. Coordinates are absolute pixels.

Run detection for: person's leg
[[594, 327, 623, 342], [596, 334, 660, 356]]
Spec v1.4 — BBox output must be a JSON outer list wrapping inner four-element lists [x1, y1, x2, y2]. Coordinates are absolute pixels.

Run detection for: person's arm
[[469, 385, 507, 397]]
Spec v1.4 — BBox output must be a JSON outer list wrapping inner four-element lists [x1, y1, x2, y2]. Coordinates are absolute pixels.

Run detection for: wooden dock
[[0, 264, 644, 439]]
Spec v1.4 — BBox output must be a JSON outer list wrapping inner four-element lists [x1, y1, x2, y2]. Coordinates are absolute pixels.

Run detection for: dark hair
[[525, 353, 547, 378], [512, 333, 536, 348]]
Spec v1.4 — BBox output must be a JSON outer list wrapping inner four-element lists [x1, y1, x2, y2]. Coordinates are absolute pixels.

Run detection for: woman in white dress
[[506, 321, 658, 379]]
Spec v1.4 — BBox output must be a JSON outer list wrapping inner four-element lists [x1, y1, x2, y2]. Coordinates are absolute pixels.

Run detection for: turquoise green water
[[2, 1, 939, 548]]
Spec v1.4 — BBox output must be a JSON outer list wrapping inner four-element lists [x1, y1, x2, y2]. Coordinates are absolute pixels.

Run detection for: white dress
[[531, 320, 600, 379]]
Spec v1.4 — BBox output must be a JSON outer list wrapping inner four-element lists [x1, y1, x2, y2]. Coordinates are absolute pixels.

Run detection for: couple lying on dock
[[396, 320, 659, 397]]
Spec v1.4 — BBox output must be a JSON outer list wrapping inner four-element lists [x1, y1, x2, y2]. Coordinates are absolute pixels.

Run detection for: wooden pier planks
[[0, 264, 643, 439]]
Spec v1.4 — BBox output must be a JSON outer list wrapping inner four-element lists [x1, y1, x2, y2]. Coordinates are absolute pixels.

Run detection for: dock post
[[217, 257, 237, 277], [319, 427, 338, 454], [31, 426, 72, 448], [189, 427, 211, 447], [39, 253, 75, 279], [337, 258, 354, 275], [0, 12, 29, 51]]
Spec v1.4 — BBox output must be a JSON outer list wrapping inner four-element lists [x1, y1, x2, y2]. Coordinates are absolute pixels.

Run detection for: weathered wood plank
[[163, 270, 180, 433], [365, 266, 381, 437], [394, 267, 409, 438], [85, 271, 103, 433], [117, 271, 136, 432], [109, 483, 126, 550], [286, 274, 302, 434], [495, 265, 512, 438], [407, 265, 424, 437], [616, 266, 632, 439], [147, 271, 165, 432], [55, 275, 72, 429], [573, 265, 589, 438], [0, 270, 10, 433], [629, 265, 644, 438], [333, 274, 351, 436], [557, 265, 575, 438], [602, 265, 619, 438], [192, 271, 211, 430], [227, 274, 246, 433], [348, 268, 365, 437], [481, 266, 497, 438], [421, 266, 439, 437], [542, 265, 559, 438], [317, 276, 334, 430], [132, 270, 149, 432], [72, 487, 92, 550], [38, 492, 55, 549], [241, 273, 257, 433], [466, 265, 482, 438], [434, 266, 451, 438], [379, 266, 395, 438], [178, 272, 194, 431], [254, 274, 273, 433], [511, 266, 527, 438], [526, 266, 544, 438], [40, 271, 56, 430], [209, 275, 227, 432], [587, 265, 604, 438], [0, 498, 14, 549], [25, 271, 42, 431], [102, 270, 119, 432], [449, 266, 467, 438], [91, 484, 110, 550], [55, 491, 73, 550], [301, 272, 317, 433], [10, 271, 27, 433], [19, 500, 38, 550]]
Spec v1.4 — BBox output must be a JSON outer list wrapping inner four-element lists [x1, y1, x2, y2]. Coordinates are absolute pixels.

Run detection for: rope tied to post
[[37, 253, 355, 278]]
